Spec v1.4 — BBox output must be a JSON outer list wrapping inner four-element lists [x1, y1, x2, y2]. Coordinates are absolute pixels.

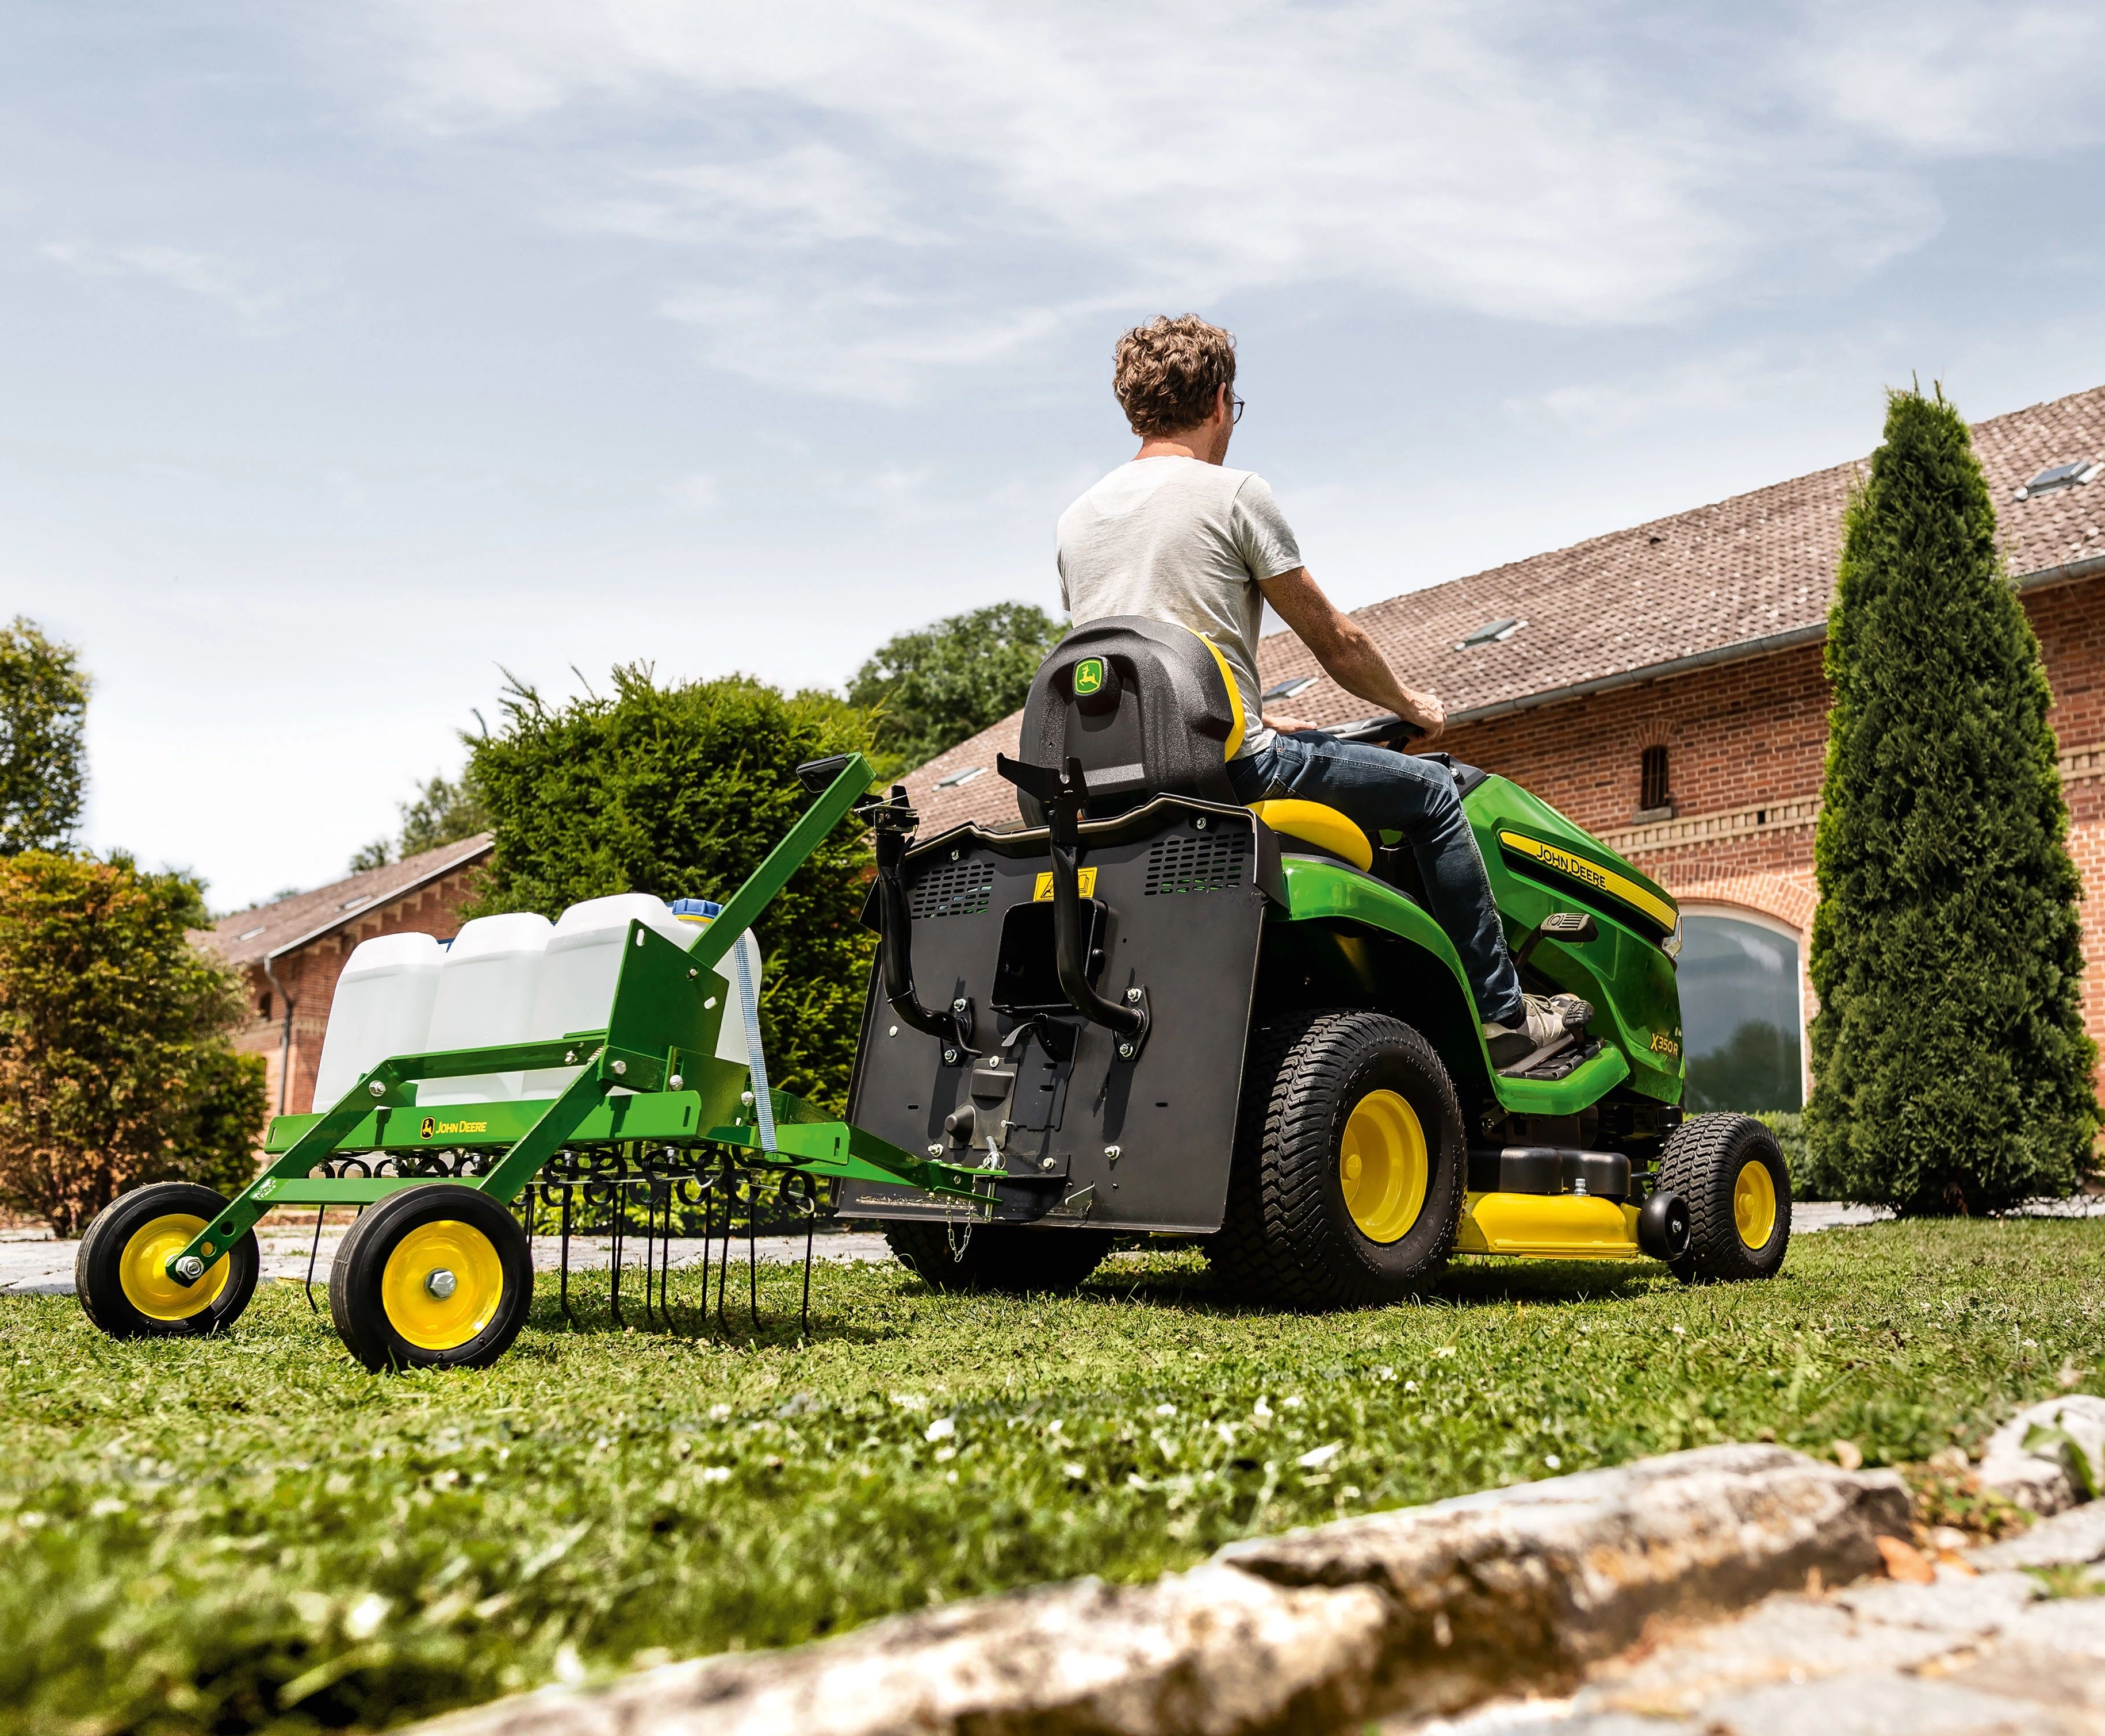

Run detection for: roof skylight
[[1457, 617, 1524, 649], [339, 894, 372, 911], [933, 765, 985, 790], [237, 926, 266, 941], [2015, 460, 2101, 500], [1262, 675, 1317, 702]]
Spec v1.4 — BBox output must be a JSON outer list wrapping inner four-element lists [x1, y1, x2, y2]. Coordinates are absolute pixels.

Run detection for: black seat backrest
[[1014, 616, 1246, 823]]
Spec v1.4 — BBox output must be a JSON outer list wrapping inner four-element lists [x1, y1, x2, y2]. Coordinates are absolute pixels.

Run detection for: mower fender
[[1274, 859, 1633, 1116]]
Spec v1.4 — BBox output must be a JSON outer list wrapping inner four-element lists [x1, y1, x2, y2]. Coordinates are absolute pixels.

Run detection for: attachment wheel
[[1659, 1113, 1792, 1283], [75, 1181, 259, 1339], [329, 1186, 532, 1371]]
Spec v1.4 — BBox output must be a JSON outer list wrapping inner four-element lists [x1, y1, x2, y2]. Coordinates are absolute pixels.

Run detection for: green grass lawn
[[5, 1218, 2102, 1736]]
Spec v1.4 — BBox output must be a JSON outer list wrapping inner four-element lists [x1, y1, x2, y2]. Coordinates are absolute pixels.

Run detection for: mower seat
[[1015, 617, 1374, 868]]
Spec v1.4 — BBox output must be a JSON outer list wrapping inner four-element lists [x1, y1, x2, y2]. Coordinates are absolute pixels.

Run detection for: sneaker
[[1482, 992, 1593, 1075]]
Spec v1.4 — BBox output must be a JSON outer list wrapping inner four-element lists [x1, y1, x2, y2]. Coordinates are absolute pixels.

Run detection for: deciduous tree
[[0, 617, 90, 857], [0, 852, 266, 1232], [848, 602, 1061, 774]]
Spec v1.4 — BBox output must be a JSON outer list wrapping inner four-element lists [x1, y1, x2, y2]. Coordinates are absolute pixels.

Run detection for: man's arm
[[1258, 566, 1445, 743]]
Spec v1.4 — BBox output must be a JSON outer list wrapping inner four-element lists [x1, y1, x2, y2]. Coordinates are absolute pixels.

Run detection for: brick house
[[900, 384, 2105, 1112], [202, 836, 492, 1117]]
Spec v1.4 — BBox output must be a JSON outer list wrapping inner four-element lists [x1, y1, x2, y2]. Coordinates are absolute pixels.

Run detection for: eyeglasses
[[1224, 386, 1245, 425]]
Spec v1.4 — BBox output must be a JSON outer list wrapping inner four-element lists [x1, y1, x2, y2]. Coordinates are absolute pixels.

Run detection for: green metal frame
[[164, 755, 993, 1287]]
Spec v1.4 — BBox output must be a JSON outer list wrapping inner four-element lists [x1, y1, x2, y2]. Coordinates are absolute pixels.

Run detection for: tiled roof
[[201, 835, 493, 967], [905, 382, 2105, 834]]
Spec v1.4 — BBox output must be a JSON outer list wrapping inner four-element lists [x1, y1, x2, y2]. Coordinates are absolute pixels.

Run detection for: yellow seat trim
[[1195, 633, 1246, 761], [1250, 799, 1374, 871]]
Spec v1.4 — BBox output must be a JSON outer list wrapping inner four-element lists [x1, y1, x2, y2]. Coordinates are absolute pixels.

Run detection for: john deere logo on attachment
[[420, 1116, 437, 1140], [1073, 657, 1105, 697]]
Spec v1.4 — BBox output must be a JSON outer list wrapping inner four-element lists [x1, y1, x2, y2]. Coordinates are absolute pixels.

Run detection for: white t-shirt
[[1055, 457, 1302, 758]]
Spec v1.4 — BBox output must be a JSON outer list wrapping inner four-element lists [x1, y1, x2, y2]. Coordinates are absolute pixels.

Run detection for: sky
[[6, 1, 2105, 912]]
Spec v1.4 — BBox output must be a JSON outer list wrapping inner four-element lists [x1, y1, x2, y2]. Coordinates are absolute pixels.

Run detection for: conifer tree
[[1806, 386, 2098, 1212]]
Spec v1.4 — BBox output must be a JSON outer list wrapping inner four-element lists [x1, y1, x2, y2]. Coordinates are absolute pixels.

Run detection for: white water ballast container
[[418, 911, 555, 1106], [311, 932, 446, 1109]]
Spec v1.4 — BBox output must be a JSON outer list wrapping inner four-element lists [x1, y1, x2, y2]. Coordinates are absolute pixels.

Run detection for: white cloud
[[1788, 2, 2105, 156], [39, 239, 285, 321], [366, 0, 1981, 394]]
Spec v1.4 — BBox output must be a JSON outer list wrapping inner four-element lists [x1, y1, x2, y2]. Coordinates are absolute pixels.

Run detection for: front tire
[[1660, 1113, 1792, 1283], [882, 1221, 1113, 1294], [76, 1182, 259, 1339], [328, 1186, 532, 1371], [1206, 1010, 1465, 1309]]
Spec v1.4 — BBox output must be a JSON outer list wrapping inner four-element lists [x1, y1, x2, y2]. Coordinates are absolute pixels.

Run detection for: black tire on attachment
[[328, 1185, 533, 1372], [75, 1181, 260, 1339], [1205, 1009, 1465, 1310], [882, 1221, 1113, 1295], [1658, 1112, 1792, 1285]]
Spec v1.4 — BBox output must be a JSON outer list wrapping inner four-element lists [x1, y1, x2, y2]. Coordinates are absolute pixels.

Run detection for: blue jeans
[[1227, 733, 1525, 1028]]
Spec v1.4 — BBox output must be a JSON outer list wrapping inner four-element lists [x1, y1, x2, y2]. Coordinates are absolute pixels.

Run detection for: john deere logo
[[419, 1116, 437, 1140], [1073, 657, 1105, 696]]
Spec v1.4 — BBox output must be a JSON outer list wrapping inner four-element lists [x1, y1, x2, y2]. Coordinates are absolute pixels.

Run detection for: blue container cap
[[669, 898, 722, 920]]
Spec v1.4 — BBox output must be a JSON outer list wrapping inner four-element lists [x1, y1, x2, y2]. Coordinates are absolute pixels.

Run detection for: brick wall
[[1438, 574, 2105, 1093], [230, 865, 485, 1117]]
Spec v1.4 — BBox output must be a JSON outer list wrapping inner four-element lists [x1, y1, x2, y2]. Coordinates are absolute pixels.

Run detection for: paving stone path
[[7, 1198, 2102, 1298], [1395, 1507, 2105, 1734]]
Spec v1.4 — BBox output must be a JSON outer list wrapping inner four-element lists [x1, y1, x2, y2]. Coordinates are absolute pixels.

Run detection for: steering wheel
[[1322, 712, 1424, 749]]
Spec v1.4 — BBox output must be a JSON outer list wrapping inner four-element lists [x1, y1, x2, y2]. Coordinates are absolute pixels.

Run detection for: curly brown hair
[[1113, 315, 1237, 438]]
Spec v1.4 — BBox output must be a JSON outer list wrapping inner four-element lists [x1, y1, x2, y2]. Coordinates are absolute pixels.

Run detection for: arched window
[[1678, 911, 1803, 1111]]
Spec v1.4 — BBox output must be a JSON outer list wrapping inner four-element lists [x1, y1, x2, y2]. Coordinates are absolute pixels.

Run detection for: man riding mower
[[841, 315, 1789, 1304]]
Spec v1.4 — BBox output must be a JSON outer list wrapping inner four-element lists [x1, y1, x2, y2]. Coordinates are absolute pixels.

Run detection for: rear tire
[[1660, 1113, 1791, 1283], [329, 1186, 533, 1371], [1206, 1010, 1465, 1309], [76, 1182, 259, 1339], [882, 1221, 1112, 1294]]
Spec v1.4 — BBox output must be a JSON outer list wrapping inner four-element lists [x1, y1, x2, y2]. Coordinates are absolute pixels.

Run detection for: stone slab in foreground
[[414, 1445, 1908, 1736]]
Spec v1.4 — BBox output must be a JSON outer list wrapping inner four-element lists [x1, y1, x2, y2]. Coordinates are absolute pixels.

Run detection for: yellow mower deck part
[[1734, 1157, 1778, 1250], [119, 1213, 229, 1321], [1457, 1191, 1642, 1259], [1339, 1088, 1429, 1243], [380, 1220, 506, 1351], [1250, 800, 1373, 871]]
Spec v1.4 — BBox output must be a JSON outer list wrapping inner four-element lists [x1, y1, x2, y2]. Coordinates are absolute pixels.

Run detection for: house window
[[1679, 914, 1803, 1112], [259, 991, 272, 1020], [1640, 745, 1670, 813]]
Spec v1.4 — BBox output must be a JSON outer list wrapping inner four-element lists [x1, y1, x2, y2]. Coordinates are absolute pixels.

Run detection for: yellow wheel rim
[[118, 1213, 229, 1321], [1339, 1089, 1429, 1244], [1733, 1158, 1778, 1251], [380, 1220, 506, 1351]]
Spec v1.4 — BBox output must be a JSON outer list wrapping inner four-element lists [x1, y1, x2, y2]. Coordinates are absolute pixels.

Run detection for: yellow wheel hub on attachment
[[381, 1220, 506, 1351], [118, 1213, 229, 1321], [1339, 1089, 1429, 1244], [1733, 1158, 1778, 1251]]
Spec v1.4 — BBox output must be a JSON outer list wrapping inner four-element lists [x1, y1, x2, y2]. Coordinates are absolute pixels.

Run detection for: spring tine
[[696, 1177, 712, 1334], [747, 1177, 760, 1332], [715, 1165, 733, 1329], [559, 1186, 574, 1329], [609, 1179, 625, 1330], [801, 1206, 814, 1342], [304, 1206, 326, 1312], [659, 1179, 674, 1328]]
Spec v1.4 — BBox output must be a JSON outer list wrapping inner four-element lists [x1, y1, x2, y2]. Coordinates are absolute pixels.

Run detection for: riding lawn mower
[[75, 617, 1790, 1369]]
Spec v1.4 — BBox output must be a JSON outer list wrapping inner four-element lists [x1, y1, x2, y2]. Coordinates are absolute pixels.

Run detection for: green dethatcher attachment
[[75, 753, 994, 1369]]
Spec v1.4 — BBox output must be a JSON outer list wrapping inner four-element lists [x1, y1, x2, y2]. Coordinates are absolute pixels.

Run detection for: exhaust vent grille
[[1145, 832, 1247, 896], [909, 859, 995, 919]]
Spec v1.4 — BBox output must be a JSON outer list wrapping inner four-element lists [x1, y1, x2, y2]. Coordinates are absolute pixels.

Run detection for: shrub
[[464, 668, 878, 1109], [0, 852, 267, 1232], [1805, 386, 2099, 1212]]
